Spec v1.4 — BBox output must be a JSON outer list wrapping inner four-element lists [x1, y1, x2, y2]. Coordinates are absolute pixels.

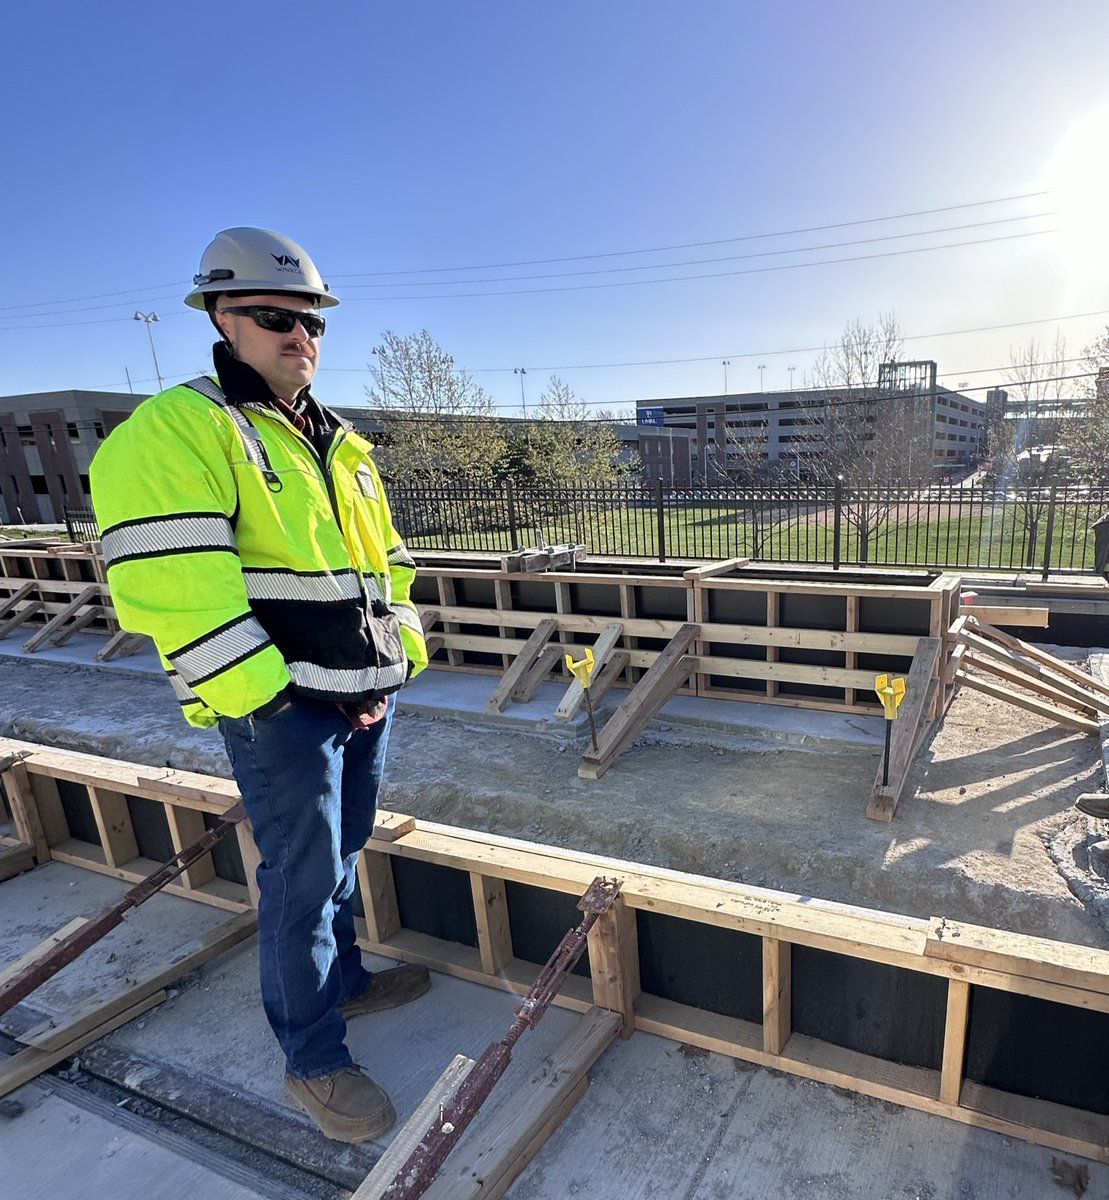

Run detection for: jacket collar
[[211, 339, 311, 409]]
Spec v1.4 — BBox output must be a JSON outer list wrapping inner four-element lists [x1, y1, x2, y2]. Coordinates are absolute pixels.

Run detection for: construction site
[[2, 536, 1109, 1199]]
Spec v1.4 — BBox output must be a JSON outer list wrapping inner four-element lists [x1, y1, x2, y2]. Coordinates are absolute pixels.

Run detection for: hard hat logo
[[271, 254, 301, 270]]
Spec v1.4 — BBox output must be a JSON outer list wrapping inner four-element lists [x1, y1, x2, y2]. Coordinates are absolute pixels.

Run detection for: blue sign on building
[[638, 406, 665, 426]]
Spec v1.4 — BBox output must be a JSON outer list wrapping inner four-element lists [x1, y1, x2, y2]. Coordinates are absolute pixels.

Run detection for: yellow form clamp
[[566, 648, 599, 750], [874, 674, 906, 786]]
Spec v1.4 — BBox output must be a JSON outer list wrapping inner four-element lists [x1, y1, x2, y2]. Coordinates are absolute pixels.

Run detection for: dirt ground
[[1, 641, 1106, 949]]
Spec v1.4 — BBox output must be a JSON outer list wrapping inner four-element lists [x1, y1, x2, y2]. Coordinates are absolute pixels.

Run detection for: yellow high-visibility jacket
[[90, 355, 427, 728]]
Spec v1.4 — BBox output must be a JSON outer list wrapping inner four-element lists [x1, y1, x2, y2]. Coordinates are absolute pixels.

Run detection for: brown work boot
[[340, 963, 431, 1018], [285, 1066, 396, 1143]]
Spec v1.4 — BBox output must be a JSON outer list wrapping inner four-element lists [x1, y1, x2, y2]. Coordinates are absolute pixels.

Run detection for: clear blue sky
[[4, 1, 1109, 416]]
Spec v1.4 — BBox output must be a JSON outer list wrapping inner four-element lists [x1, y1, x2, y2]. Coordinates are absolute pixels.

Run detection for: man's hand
[[338, 697, 388, 730]]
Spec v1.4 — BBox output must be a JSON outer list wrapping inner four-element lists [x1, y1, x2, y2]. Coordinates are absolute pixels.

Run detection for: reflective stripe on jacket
[[90, 374, 427, 728]]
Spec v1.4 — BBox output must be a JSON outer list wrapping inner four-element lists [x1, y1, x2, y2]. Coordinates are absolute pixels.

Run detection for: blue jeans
[[218, 694, 392, 1079]]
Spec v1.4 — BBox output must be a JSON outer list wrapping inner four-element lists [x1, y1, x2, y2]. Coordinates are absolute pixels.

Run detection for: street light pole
[[514, 367, 527, 417], [133, 312, 164, 392], [758, 363, 766, 392], [722, 360, 730, 394], [788, 365, 796, 390]]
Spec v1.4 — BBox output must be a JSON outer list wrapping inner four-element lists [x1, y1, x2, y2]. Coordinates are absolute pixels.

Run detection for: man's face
[[213, 293, 321, 400]]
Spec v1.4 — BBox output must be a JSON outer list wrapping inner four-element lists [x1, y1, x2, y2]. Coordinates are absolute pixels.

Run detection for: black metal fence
[[388, 481, 1109, 577], [63, 506, 100, 544], [64, 484, 1109, 575]]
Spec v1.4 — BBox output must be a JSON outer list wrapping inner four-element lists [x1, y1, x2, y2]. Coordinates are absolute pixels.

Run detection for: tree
[[364, 330, 505, 484], [1069, 326, 1109, 484], [805, 314, 934, 562], [980, 334, 1075, 568], [503, 376, 629, 486]]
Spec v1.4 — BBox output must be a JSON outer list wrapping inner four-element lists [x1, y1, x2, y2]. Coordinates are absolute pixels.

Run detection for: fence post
[[656, 480, 666, 563], [832, 476, 843, 571], [505, 480, 519, 551], [1040, 485, 1058, 582]]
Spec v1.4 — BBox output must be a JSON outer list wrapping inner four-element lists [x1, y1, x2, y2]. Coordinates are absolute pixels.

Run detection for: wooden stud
[[843, 594, 859, 707], [436, 576, 465, 667], [586, 894, 639, 1037], [511, 644, 563, 704], [86, 786, 139, 868], [166, 804, 216, 890], [471, 872, 514, 975], [3, 762, 50, 864], [766, 591, 781, 701], [966, 617, 1109, 701], [762, 936, 792, 1055], [0, 842, 34, 882], [358, 847, 401, 944], [940, 977, 970, 1106], [236, 817, 263, 908], [22, 583, 100, 652]]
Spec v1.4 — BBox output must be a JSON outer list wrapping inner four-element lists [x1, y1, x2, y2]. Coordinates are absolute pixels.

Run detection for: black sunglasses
[[218, 305, 326, 338]]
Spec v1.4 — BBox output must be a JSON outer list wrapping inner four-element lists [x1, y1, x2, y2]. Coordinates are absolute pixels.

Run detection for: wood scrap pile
[[949, 615, 1109, 735]]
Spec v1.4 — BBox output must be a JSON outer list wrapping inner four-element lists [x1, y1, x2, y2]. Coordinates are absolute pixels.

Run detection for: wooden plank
[[86, 786, 139, 869], [554, 622, 624, 721], [0, 580, 35, 621], [419, 1009, 620, 1200], [0, 991, 166, 1099], [351, 1054, 477, 1200], [586, 894, 639, 1036], [51, 603, 104, 646], [0, 842, 34, 882], [762, 937, 792, 1055], [682, 557, 750, 580], [96, 627, 141, 661], [958, 629, 1107, 713], [966, 616, 1109, 700], [579, 652, 697, 779], [0, 917, 89, 992], [940, 977, 970, 1106], [580, 624, 700, 776], [765, 591, 780, 702], [959, 604, 1050, 628], [358, 847, 401, 945], [485, 618, 558, 713], [373, 811, 417, 842], [511, 644, 563, 703], [926, 917, 1109, 998], [3, 761, 50, 864], [21, 583, 100, 651], [426, 603, 921, 655], [471, 873, 513, 975], [960, 652, 1094, 715], [955, 672, 1099, 734], [587, 650, 630, 706], [0, 597, 43, 640], [19, 911, 257, 1052], [867, 637, 942, 821]]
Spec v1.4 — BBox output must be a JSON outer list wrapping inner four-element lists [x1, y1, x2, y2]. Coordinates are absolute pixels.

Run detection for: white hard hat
[[184, 227, 339, 309]]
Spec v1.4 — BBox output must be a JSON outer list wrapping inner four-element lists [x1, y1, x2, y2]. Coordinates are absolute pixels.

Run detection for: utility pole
[[133, 312, 164, 392], [514, 367, 527, 417], [722, 360, 730, 394]]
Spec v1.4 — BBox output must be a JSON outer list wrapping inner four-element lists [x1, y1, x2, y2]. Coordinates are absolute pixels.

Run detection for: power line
[[338, 213, 1056, 290], [0, 292, 186, 323], [0, 282, 190, 315], [341, 229, 1058, 302], [331, 191, 1052, 278]]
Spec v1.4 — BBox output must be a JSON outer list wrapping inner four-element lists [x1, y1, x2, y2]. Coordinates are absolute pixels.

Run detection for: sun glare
[[1043, 102, 1109, 274]]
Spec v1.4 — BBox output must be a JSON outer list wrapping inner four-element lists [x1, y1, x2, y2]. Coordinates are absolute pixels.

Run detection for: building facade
[[635, 361, 987, 485], [0, 391, 146, 524]]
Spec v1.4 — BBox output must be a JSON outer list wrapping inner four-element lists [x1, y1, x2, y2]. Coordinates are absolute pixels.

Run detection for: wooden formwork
[[412, 554, 960, 719], [2, 736, 1107, 1166], [0, 540, 117, 649]]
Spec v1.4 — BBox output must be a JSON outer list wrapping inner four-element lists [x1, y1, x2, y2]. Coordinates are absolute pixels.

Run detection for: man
[[90, 227, 430, 1144]]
